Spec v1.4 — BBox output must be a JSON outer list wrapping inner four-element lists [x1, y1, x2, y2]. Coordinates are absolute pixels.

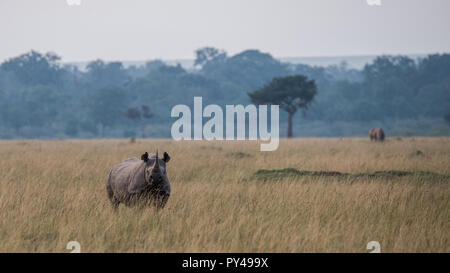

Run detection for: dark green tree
[[0, 51, 63, 86], [249, 75, 317, 138]]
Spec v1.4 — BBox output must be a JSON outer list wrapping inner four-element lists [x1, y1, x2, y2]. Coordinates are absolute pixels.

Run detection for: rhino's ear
[[141, 152, 149, 162], [163, 152, 170, 163]]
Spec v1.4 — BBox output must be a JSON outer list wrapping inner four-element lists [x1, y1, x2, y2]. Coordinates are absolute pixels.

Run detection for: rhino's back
[[107, 157, 143, 194]]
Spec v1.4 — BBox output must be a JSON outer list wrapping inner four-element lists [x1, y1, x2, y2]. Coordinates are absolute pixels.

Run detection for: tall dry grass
[[0, 137, 448, 252]]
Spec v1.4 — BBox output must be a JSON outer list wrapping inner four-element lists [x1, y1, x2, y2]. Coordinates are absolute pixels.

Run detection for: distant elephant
[[369, 128, 385, 142]]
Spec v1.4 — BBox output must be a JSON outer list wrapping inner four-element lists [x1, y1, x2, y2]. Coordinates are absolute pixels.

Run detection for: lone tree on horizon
[[249, 75, 317, 138]]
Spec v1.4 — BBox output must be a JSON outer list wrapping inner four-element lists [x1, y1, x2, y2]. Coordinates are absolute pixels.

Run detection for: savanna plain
[[0, 138, 448, 252]]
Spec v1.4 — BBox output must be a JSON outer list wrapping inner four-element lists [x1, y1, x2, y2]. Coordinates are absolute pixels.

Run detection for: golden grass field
[[0, 137, 449, 252]]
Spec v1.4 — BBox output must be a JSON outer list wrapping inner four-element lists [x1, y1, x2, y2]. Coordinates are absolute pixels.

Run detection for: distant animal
[[106, 151, 171, 210], [369, 128, 385, 142]]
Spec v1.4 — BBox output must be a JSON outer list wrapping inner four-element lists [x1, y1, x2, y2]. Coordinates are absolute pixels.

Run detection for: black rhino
[[106, 151, 171, 209]]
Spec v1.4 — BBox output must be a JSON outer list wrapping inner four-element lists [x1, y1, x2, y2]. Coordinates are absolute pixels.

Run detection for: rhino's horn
[[153, 149, 160, 169]]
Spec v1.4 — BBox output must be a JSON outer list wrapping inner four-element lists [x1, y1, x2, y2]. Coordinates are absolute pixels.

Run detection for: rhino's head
[[141, 151, 171, 207]]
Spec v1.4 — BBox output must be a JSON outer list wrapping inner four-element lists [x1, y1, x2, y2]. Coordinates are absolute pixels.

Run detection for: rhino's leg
[[110, 194, 120, 209], [106, 183, 120, 211]]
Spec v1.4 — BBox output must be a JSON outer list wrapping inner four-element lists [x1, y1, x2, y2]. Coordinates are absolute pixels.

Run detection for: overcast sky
[[0, 0, 449, 62]]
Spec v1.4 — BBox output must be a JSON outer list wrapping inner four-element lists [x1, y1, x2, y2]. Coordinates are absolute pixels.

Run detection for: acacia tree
[[249, 75, 317, 138]]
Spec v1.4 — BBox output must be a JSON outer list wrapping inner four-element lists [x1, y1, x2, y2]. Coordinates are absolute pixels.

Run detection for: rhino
[[369, 128, 385, 142], [106, 151, 171, 210]]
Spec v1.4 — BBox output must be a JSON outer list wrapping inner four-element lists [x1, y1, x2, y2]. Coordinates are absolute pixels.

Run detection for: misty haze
[[0, 0, 449, 256]]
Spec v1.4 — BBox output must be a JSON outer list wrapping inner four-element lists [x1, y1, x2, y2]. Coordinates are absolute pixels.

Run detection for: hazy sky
[[1, 0, 449, 62]]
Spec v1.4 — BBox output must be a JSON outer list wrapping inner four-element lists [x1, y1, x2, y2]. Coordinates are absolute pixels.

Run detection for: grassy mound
[[253, 168, 450, 181]]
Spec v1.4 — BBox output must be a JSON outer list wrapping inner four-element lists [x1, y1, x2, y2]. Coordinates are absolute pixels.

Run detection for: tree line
[[0, 48, 449, 139]]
